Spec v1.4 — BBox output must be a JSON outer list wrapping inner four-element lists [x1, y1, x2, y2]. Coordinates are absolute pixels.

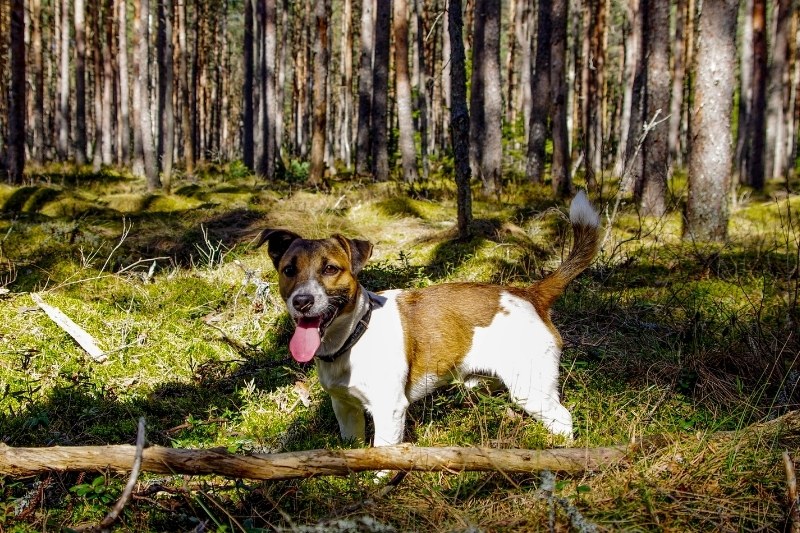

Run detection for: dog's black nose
[[292, 294, 315, 312]]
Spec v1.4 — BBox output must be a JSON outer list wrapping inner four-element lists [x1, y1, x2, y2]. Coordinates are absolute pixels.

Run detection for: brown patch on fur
[[397, 283, 503, 386]]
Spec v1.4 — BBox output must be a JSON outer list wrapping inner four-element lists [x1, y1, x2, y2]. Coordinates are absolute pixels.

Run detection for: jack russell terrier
[[256, 190, 600, 446]]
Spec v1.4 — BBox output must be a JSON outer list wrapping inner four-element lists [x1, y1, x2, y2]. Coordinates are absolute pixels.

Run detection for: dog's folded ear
[[334, 235, 373, 275], [254, 229, 301, 269]]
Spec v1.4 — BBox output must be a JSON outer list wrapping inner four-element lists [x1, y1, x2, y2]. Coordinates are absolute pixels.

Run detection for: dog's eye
[[282, 265, 297, 277], [322, 264, 340, 275]]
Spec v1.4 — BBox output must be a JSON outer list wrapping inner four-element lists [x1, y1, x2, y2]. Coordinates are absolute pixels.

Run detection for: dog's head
[[255, 229, 373, 362]]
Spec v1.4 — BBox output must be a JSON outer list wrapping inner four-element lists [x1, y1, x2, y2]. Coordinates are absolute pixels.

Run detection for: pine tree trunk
[[551, 0, 571, 197], [117, 0, 130, 165], [638, 0, 670, 217], [767, 0, 791, 180], [371, 0, 391, 181], [448, 0, 472, 239], [746, 0, 767, 190], [414, 0, 429, 179], [685, 0, 737, 242], [668, 0, 687, 169], [470, 0, 503, 196], [339, 0, 353, 169], [57, 0, 70, 160], [308, 0, 330, 184], [157, 0, 174, 191], [394, 0, 418, 183], [91, 1, 104, 170], [255, 0, 265, 174], [137, 0, 160, 189], [264, 0, 277, 179], [74, 0, 87, 165], [102, 0, 114, 167], [526, 0, 552, 184], [7, 0, 25, 183], [178, 0, 194, 174], [613, 0, 640, 178], [31, 0, 44, 165], [243, 0, 254, 169], [355, 0, 375, 176]]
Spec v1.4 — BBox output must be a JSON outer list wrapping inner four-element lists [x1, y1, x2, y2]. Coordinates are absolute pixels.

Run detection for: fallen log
[[0, 442, 633, 480]]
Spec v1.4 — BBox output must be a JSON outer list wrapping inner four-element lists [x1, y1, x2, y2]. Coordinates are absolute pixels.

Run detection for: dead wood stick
[[0, 443, 632, 480], [30, 293, 106, 362], [784, 451, 800, 533]]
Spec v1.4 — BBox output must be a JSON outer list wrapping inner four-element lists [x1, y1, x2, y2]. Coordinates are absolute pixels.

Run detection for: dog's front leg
[[331, 396, 366, 444], [370, 398, 409, 446]]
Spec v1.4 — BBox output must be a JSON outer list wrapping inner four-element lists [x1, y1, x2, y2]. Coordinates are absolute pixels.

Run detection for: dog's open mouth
[[288, 312, 336, 363]]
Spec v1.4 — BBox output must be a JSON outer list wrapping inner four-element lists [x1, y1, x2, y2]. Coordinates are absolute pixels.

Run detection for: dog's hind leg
[[331, 396, 366, 444]]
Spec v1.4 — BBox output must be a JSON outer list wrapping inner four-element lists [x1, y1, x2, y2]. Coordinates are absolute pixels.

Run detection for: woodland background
[[1, 0, 796, 238], [1, 0, 800, 531]]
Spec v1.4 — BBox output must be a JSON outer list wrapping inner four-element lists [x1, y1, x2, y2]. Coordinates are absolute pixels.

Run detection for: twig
[[30, 293, 106, 362], [784, 451, 800, 533], [75, 417, 146, 533]]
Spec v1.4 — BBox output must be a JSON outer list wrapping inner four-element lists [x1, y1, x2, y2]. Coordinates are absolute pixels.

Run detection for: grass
[[0, 163, 798, 531]]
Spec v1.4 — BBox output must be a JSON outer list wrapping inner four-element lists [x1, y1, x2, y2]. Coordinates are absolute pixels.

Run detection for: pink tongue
[[289, 317, 323, 363]]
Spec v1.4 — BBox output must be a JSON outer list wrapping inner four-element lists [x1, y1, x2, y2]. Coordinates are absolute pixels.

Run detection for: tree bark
[[414, 0, 429, 178], [394, 0, 418, 183], [263, 0, 277, 179], [526, 0, 552, 184], [7, 0, 25, 183], [57, 0, 70, 160], [30, 0, 45, 166], [308, 0, 330, 185], [339, 0, 353, 169], [355, 0, 375, 176], [178, 0, 194, 174], [745, 0, 767, 189], [766, 0, 791, 180], [550, 0, 571, 197], [637, 0, 670, 217], [158, 0, 175, 191], [117, 0, 131, 166], [137, 0, 160, 189], [74, 0, 87, 165], [469, 0, 503, 196], [449, 0, 472, 239], [668, 0, 687, 169], [102, 0, 114, 167], [685, 0, 738, 242], [613, 0, 640, 178], [371, 0, 391, 181], [243, 0, 254, 170]]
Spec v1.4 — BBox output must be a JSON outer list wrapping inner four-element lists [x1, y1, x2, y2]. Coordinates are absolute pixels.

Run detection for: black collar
[[317, 298, 374, 363]]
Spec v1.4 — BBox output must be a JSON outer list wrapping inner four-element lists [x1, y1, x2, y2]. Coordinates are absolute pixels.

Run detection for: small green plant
[[69, 475, 119, 506]]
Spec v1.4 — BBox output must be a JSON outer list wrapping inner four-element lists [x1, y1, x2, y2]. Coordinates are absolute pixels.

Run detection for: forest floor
[[0, 164, 799, 531]]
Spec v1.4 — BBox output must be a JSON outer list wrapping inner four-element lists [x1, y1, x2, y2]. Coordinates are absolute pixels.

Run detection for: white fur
[[316, 289, 572, 446], [570, 189, 601, 228]]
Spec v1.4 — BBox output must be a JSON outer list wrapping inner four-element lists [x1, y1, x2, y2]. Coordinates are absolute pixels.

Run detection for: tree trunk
[[470, 0, 503, 196], [30, 0, 44, 165], [74, 0, 87, 165], [394, 0, 418, 183], [745, 0, 767, 190], [7, 0, 25, 183], [551, 0, 571, 197], [136, 0, 160, 189], [264, 0, 277, 179], [91, 0, 104, 170], [178, 0, 194, 174], [243, 0, 254, 170], [414, 0, 429, 179], [613, 0, 640, 178], [308, 0, 330, 184], [668, 0, 687, 169], [355, 0, 375, 175], [448, 0, 472, 239], [685, 0, 738, 242], [371, 0, 391, 182], [158, 0, 175, 191], [117, 0, 130, 165], [767, 0, 791, 180], [57, 0, 70, 160], [339, 0, 353, 169], [583, 0, 606, 189], [526, 0, 552, 184], [637, 0, 670, 217], [102, 0, 114, 167]]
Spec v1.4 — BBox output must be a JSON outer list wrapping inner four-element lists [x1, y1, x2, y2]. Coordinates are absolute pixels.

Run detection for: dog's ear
[[333, 235, 373, 275], [254, 229, 301, 269]]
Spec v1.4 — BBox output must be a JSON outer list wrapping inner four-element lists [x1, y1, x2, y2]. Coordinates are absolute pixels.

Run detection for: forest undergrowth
[[0, 164, 798, 531]]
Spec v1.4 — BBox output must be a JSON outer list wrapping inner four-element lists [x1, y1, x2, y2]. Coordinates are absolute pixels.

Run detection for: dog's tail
[[531, 190, 600, 311]]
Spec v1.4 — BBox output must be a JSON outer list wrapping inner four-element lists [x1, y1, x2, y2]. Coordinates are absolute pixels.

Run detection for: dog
[[256, 190, 600, 446]]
